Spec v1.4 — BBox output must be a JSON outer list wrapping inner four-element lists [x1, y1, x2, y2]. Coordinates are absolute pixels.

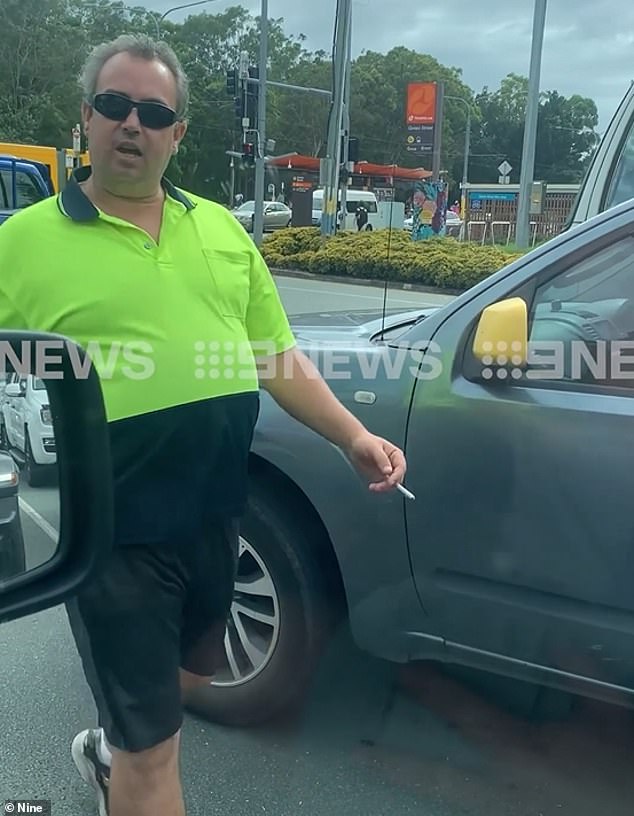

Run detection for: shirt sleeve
[[246, 246, 296, 358]]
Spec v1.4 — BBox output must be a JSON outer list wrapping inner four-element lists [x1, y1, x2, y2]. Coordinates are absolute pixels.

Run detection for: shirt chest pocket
[[202, 248, 251, 320]]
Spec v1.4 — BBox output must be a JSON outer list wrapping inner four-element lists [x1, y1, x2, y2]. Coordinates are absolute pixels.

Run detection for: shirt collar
[[58, 165, 196, 222]]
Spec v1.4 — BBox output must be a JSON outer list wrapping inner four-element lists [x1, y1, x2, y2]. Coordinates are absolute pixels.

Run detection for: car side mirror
[[0, 331, 112, 624], [471, 296, 528, 377]]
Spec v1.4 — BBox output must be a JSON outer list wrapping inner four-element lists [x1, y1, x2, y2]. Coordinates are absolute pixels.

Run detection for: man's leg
[[180, 668, 213, 694], [66, 544, 188, 816], [109, 731, 183, 816]]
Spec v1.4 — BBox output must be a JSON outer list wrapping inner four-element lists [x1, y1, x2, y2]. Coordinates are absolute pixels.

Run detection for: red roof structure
[[266, 154, 432, 180]]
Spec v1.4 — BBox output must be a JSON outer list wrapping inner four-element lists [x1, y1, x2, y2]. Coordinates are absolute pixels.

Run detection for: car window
[[525, 234, 634, 389], [605, 125, 634, 210], [0, 168, 43, 209], [15, 170, 43, 207], [0, 170, 9, 208]]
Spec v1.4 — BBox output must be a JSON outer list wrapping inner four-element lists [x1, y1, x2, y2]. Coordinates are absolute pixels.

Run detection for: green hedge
[[261, 227, 526, 291]]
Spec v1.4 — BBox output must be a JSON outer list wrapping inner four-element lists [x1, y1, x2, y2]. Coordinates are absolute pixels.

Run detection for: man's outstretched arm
[[257, 346, 406, 493]]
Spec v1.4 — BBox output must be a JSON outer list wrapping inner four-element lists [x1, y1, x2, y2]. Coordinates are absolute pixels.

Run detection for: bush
[[261, 228, 525, 291]]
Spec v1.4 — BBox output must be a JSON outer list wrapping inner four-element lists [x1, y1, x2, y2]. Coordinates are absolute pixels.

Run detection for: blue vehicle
[[0, 155, 54, 225]]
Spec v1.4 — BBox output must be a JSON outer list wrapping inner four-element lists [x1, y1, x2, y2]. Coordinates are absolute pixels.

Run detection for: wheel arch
[[248, 452, 348, 618]]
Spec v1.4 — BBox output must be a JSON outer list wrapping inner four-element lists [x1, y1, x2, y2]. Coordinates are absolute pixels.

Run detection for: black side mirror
[[0, 331, 112, 624]]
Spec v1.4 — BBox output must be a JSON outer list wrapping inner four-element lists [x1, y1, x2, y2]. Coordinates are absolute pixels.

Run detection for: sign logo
[[406, 82, 437, 125]]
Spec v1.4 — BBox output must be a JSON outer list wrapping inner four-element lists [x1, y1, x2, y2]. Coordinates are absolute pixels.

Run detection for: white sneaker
[[71, 729, 110, 816]]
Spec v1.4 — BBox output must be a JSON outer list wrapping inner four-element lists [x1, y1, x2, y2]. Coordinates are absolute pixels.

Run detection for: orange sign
[[406, 82, 437, 125]]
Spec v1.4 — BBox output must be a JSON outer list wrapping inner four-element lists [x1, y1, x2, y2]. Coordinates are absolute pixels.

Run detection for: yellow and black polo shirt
[[0, 167, 296, 524]]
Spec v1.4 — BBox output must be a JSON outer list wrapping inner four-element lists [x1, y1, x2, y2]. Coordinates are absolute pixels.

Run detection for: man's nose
[[121, 106, 141, 131]]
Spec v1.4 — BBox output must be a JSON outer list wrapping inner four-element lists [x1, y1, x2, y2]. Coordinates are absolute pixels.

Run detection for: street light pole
[[339, 17, 352, 232], [444, 95, 471, 227], [252, 0, 269, 247], [155, 0, 219, 39], [321, 0, 352, 237], [516, 0, 548, 248]]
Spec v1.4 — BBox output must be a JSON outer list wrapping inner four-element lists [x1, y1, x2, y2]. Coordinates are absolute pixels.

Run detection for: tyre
[[0, 523, 26, 579], [183, 482, 340, 727], [0, 423, 8, 450], [24, 430, 47, 488]]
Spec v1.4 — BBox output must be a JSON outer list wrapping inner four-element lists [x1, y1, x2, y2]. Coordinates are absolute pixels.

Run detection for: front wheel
[[0, 423, 9, 450], [24, 430, 47, 487], [183, 483, 339, 727]]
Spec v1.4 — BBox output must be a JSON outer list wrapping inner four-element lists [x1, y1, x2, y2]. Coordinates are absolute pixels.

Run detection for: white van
[[312, 188, 381, 231]]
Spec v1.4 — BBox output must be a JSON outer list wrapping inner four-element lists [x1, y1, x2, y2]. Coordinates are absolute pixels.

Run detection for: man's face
[[81, 51, 187, 196]]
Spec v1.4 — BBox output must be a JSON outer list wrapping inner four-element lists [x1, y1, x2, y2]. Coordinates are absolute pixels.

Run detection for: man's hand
[[345, 431, 407, 493]]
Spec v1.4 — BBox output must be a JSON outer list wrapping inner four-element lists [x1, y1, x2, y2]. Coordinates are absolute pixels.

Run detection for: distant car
[[2, 374, 56, 487], [0, 451, 25, 579], [231, 200, 292, 232]]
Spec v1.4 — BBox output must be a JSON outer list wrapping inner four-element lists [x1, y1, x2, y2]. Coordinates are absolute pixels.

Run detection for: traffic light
[[234, 96, 245, 126], [348, 137, 359, 163], [226, 68, 238, 97], [340, 136, 360, 163], [242, 142, 255, 166], [246, 66, 259, 128]]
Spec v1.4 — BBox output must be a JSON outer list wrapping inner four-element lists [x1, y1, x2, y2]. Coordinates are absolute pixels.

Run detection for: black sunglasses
[[91, 92, 180, 130]]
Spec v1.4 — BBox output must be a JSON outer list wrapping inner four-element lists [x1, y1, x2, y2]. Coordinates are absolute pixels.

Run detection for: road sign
[[498, 175, 511, 185], [498, 160, 512, 176], [470, 191, 516, 202]]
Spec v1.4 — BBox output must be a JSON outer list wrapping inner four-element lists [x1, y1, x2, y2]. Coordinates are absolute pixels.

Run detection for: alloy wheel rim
[[212, 535, 281, 687]]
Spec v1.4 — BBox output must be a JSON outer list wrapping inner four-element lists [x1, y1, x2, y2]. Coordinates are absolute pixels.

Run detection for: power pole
[[516, 0, 548, 248], [321, 0, 352, 237], [252, 0, 268, 247], [339, 20, 352, 232]]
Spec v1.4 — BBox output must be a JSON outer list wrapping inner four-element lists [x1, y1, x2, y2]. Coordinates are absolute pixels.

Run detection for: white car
[[1, 373, 56, 486], [231, 200, 292, 232]]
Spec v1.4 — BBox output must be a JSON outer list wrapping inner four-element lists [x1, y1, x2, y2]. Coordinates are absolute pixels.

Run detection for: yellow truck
[[0, 142, 90, 195]]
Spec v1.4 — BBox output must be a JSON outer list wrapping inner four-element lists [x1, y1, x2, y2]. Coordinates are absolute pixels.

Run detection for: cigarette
[[396, 483, 416, 501]]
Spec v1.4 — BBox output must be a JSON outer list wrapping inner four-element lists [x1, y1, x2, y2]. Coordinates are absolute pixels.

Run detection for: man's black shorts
[[65, 394, 258, 754]]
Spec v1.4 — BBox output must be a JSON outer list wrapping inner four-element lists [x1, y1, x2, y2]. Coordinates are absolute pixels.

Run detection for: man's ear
[[81, 100, 93, 136], [173, 119, 188, 153]]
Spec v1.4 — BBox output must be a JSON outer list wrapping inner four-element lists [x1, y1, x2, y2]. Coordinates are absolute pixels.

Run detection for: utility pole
[[445, 95, 471, 235], [431, 82, 445, 181], [252, 0, 268, 247], [321, 0, 352, 237], [516, 0, 548, 248], [339, 20, 352, 232]]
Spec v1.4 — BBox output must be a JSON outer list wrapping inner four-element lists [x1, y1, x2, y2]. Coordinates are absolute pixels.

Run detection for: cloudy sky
[[143, 0, 634, 130]]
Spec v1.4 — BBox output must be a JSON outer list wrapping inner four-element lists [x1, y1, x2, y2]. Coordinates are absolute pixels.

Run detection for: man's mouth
[[116, 144, 143, 157]]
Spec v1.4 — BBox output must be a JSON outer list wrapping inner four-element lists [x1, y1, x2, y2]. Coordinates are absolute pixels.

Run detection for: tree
[[348, 47, 475, 174], [470, 72, 599, 184], [0, 1, 601, 201]]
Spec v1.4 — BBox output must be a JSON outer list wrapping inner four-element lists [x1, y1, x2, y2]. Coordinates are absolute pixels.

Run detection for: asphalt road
[[274, 273, 456, 316], [3, 275, 634, 815]]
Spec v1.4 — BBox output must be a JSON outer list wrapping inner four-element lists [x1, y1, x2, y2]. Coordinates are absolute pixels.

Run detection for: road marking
[[18, 496, 58, 543]]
